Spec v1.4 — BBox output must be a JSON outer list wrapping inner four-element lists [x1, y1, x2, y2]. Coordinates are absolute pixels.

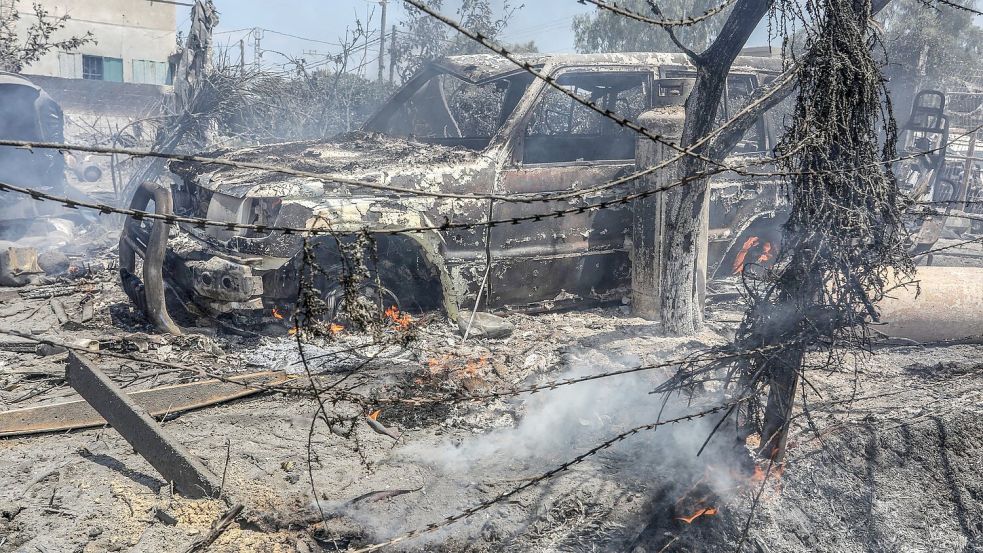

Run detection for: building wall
[[14, 0, 177, 84]]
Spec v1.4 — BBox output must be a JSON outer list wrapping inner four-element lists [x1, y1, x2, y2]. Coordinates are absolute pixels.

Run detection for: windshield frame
[[362, 63, 538, 152]]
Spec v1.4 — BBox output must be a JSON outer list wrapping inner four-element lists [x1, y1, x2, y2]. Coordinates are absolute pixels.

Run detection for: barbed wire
[[4, 121, 979, 238], [345, 399, 747, 553], [908, 207, 983, 223], [915, 233, 983, 257], [399, 344, 783, 405], [578, 0, 737, 27], [0, 133, 983, 243], [921, 0, 983, 16]]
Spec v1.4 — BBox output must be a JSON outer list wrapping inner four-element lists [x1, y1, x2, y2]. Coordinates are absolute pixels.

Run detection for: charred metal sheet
[[65, 353, 223, 498], [0, 371, 290, 438]]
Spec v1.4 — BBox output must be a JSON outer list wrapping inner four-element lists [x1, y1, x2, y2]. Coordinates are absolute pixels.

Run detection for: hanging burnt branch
[[728, 0, 916, 462]]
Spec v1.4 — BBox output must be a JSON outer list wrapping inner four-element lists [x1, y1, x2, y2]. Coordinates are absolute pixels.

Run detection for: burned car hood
[[169, 132, 481, 200]]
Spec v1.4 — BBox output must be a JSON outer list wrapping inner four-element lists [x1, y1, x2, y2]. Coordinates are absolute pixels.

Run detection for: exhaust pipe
[[64, 153, 103, 182]]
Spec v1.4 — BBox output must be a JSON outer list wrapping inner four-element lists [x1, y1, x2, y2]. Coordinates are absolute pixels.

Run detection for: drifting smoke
[[405, 350, 719, 472], [340, 341, 753, 545]]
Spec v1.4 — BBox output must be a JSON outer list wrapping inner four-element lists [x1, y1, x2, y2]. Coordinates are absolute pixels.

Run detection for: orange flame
[[368, 409, 381, 421], [329, 323, 344, 335], [733, 236, 776, 274], [676, 507, 718, 524], [732, 236, 760, 274], [751, 463, 785, 483], [288, 327, 298, 336], [384, 305, 413, 330], [272, 308, 285, 320]]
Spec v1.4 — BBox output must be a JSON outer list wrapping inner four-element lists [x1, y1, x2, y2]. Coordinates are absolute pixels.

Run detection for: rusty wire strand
[[2, 120, 979, 238], [0, 67, 792, 206], [578, 0, 737, 27], [0, 329, 782, 407], [920, 0, 983, 15]]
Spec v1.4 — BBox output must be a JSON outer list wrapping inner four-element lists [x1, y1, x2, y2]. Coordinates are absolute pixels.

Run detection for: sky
[[193, 1, 774, 75]]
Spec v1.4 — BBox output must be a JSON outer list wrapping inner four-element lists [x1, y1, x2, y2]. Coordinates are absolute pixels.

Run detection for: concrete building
[[9, 0, 178, 85]]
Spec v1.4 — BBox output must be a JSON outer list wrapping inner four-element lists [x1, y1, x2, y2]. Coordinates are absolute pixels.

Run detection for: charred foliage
[[731, 0, 915, 459]]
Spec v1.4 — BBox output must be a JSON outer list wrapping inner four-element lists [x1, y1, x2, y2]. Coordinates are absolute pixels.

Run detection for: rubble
[[0, 9, 979, 552]]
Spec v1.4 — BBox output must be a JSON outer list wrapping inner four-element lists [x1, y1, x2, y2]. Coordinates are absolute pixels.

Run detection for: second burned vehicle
[[121, 53, 787, 333]]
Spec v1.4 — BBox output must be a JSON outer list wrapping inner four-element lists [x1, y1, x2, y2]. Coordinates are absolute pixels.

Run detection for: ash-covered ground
[[1, 237, 982, 553]]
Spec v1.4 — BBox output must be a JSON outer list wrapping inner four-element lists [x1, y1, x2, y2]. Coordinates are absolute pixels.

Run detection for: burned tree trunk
[[658, 0, 772, 334], [632, 102, 686, 319]]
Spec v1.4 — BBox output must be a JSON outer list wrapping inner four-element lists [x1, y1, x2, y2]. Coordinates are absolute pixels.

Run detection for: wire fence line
[[926, 0, 983, 16], [1, 122, 979, 238], [0, 329, 780, 408], [0, 63, 795, 206]]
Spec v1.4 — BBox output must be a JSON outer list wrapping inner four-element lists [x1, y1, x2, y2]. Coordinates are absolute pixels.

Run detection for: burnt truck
[[121, 53, 786, 333]]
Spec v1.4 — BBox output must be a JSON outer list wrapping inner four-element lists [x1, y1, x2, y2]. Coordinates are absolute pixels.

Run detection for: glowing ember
[[368, 409, 381, 421], [426, 354, 490, 378], [676, 506, 719, 524], [463, 355, 489, 376], [271, 308, 285, 320], [384, 305, 413, 330], [329, 323, 344, 334], [288, 327, 298, 336], [757, 241, 774, 264]]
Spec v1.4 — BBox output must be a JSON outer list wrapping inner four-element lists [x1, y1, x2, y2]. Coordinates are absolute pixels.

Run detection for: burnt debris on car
[[120, 52, 787, 333]]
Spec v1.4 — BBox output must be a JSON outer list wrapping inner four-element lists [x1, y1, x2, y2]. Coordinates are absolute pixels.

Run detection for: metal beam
[[65, 353, 222, 499]]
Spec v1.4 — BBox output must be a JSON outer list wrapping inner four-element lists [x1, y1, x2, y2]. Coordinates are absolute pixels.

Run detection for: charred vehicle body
[[896, 89, 983, 245], [120, 53, 787, 333], [0, 73, 71, 240]]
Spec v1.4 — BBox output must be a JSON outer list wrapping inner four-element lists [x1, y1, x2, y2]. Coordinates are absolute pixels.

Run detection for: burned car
[[120, 53, 785, 333]]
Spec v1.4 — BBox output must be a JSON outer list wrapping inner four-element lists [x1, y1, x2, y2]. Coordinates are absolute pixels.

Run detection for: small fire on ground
[[672, 457, 786, 525], [424, 353, 490, 380], [384, 305, 413, 331]]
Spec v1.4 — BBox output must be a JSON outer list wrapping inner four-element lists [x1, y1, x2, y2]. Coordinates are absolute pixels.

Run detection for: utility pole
[[238, 38, 245, 74], [377, 0, 387, 84], [253, 27, 263, 71], [388, 24, 397, 83]]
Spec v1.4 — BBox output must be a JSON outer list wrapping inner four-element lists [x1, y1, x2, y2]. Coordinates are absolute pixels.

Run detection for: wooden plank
[[0, 370, 290, 438], [64, 353, 222, 498]]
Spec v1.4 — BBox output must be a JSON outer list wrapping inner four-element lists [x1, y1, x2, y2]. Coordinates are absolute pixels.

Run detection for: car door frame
[[486, 64, 656, 311]]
